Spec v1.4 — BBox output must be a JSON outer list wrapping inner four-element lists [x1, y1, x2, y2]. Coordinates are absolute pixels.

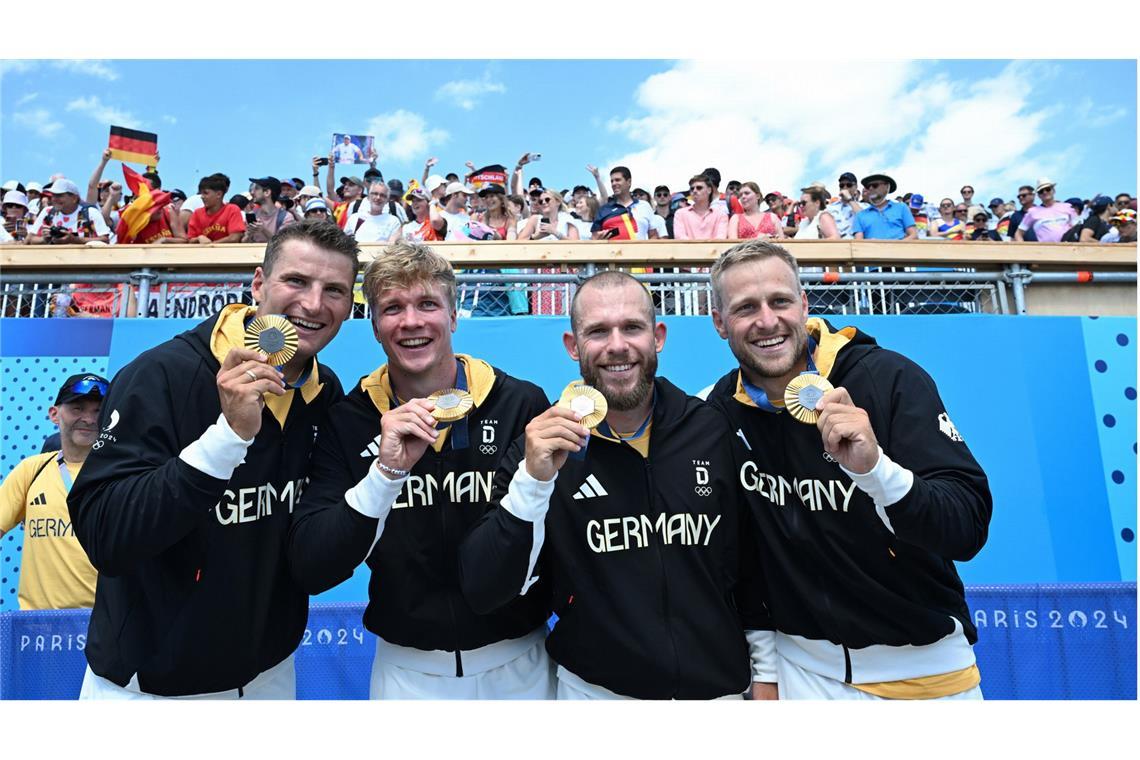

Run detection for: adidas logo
[[31, 492, 47, 506], [359, 434, 382, 458], [572, 474, 609, 500]]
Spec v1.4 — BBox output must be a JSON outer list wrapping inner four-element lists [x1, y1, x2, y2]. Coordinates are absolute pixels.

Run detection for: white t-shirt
[[571, 216, 593, 240], [439, 208, 471, 241], [30, 204, 111, 238], [649, 213, 668, 239], [346, 210, 401, 242], [533, 211, 577, 241], [333, 142, 363, 164], [181, 194, 205, 215]]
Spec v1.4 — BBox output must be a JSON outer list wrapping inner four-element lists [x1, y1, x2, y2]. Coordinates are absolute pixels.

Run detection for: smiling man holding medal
[[459, 270, 769, 700], [68, 219, 359, 699], [705, 240, 993, 700], [286, 240, 553, 699]]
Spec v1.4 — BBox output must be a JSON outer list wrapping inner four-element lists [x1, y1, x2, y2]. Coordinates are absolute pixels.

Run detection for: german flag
[[108, 125, 158, 165], [117, 165, 171, 244], [596, 205, 639, 240]]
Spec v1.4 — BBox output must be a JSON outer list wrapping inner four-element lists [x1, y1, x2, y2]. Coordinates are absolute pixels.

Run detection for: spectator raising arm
[[421, 156, 439, 188], [586, 164, 609, 204]]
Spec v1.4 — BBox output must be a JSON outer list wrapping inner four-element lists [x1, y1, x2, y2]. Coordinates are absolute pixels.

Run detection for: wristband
[[375, 460, 409, 479]]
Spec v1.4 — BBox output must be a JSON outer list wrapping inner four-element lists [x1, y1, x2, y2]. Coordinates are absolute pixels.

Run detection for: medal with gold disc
[[244, 315, 298, 366], [784, 374, 834, 424], [558, 384, 608, 429], [428, 388, 474, 424]]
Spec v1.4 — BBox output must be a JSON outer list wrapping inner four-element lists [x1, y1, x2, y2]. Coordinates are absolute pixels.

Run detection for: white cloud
[[435, 73, 507, 111], [52, 60, 119, 81], [16, 92, 39, 106], [1075, 98, 1127, 129], [160, 114, 178, 125], [66, 96, 142, 128], [13, 108, 64, 139], [0, 60, 37, 78], [604, 60, 1064, 203], [365, 109, 449, 163]]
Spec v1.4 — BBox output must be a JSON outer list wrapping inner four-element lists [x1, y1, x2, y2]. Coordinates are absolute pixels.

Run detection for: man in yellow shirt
[[0, 374, 107, 609]]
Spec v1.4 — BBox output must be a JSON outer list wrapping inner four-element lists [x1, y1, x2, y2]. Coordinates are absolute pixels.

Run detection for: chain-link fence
[[3, 264, 1135, 319]]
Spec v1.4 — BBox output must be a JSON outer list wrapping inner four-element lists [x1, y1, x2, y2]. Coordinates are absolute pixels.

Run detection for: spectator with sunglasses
[[825, 172, 864, 239], [1008, 185, 1038, 242], [1, 374, 108, 610], [928, 198, 966, 240], [520, 189, 580, 240], [1015, 178, 1078, 242]]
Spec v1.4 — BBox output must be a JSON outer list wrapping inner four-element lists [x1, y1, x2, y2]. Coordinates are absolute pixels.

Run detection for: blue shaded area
[[5, 585, 1134, 700], [0, 319, 112, 357]]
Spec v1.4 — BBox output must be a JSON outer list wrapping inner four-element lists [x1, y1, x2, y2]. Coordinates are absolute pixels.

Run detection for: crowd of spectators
[[3, 150, 1136, 248]]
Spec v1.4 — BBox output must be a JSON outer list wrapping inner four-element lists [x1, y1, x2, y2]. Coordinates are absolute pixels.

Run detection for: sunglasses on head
[[63, 378, 108, 398]]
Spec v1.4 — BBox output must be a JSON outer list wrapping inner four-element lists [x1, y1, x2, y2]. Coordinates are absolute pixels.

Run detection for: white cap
[[25, 181, 44, 193], [304, 197, 329, 213], [425, 175, 447, 193], [298, 184, 321, 197], [443, 181, 473, 196], [1, 180, 19, 192], [2, 190, 29, 208], [47, 178, 81, 196]]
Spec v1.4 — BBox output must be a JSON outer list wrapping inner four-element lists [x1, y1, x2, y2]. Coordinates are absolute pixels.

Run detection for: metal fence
[[0, 265, 1134, 319]]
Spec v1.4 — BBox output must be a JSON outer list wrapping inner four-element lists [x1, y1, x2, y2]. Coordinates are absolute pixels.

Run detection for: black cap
[[249, 176, 282, 196], [478, 183, 506, 196], [363, 167, 383, 181], [387, 178, 405, 193], [55, 374, 110, 405], [838, 171, 858, 184], [169, 188, 187, 201]]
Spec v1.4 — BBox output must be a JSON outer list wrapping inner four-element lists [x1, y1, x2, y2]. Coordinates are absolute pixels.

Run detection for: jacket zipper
[[437, 456, 464, 677], [643, 453, 680, 698]]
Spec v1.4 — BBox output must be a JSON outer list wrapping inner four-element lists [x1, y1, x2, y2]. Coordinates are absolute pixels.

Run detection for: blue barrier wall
[[2, 584, 1133, 700], [3, 315, 1134, 610]]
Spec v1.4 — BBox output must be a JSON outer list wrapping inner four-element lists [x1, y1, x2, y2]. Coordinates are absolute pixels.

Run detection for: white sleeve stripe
[[178, 413, 254, 481], [345, 462, 406, 559], [501, 460, 556, 595], [839, 446, 914, 534]]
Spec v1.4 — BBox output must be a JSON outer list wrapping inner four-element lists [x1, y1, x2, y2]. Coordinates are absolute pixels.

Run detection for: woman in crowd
[[727, 181, 784, 239], [573, 195, 598, 240], [929, 198, 966, 240], [794, 187, 840, 239], [518, 190, 580, 240], [473, 184, 517, 240], [968, 206, 1002, 241]]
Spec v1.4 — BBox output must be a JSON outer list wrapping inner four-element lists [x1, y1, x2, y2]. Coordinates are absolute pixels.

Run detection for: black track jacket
[[287, 358, 550, 665], [460, 377, 768, 699], [708, 320, 992, 652], [68, 312, 343, 696]]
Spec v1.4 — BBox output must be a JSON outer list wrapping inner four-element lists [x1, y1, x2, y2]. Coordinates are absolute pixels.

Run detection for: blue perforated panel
[[1082, 316, 1138, 582]]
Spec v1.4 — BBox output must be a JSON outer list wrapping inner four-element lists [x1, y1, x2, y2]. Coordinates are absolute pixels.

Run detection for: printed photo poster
[[331, 133, 375, 165]]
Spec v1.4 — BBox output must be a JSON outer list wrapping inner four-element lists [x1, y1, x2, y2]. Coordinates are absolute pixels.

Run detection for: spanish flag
[[108, 125, 159, 165], [117, 165, 171, 244]]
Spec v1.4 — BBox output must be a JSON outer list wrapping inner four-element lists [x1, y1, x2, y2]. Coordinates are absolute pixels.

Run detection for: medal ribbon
[[57, 452, 74, 493], [391, 358, 470, 450], [742, 337, 819, 414]]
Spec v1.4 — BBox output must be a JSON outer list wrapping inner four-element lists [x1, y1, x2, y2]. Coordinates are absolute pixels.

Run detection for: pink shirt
[[673, 204, 728, 240], [1017, 203, 1077, 242]]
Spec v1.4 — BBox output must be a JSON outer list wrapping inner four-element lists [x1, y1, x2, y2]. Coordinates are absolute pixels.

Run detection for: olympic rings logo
[[694, 486, 712, 497], [479, 444, 498, 456]]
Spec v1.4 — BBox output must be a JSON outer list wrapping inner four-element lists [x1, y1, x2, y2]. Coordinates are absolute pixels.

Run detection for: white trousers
[[78, 655, 296, 700], [370, 635, 555, 699], [555, 665, 746, 700], [776, 654, 983, 700]]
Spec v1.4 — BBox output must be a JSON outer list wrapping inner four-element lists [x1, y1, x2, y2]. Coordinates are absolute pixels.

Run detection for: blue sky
[[1, 59, 1135, 205]]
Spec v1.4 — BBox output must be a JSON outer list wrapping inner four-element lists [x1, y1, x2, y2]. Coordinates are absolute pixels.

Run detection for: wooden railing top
[[1, 239, 1136, 270]]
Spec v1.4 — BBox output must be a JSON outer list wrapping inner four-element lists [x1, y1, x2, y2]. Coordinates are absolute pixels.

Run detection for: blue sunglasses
[[66, 378, 109, 397]]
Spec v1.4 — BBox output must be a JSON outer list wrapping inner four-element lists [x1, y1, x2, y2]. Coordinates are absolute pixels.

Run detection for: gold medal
[[244, 315, 298, 366], [558, 384, 608, 429], [784, 374, 834, 424], [428, 388, 474, 423]]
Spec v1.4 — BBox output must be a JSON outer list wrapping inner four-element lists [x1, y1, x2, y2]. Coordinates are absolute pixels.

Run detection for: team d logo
[[693, 460, 711, 497], [479, 421, 498, 456]]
